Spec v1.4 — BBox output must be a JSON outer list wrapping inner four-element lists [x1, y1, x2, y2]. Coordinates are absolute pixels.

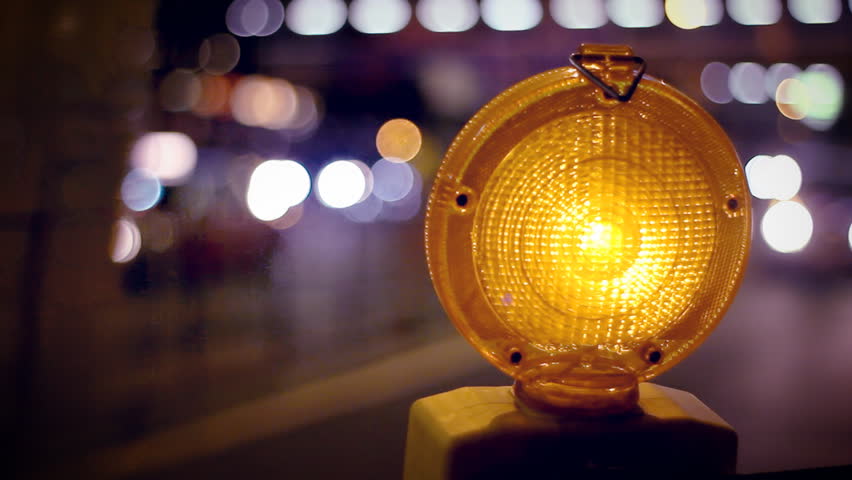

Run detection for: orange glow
[[230, 75, 298, 129], [376, 118, 422, 163], [425, 46, 750, 414]]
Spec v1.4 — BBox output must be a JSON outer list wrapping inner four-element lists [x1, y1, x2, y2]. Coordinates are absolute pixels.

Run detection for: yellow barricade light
[[424, 44, 751, 416]]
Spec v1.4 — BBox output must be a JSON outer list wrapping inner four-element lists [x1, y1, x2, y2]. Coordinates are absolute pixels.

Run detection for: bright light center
[[580, 221, 622, 254]]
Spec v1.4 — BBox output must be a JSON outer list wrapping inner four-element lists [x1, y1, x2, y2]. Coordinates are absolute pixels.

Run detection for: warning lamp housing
[[424, 45, 751, 415]]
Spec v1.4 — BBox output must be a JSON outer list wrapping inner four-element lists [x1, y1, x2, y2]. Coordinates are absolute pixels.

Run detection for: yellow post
[[404, 384, 736, 479]]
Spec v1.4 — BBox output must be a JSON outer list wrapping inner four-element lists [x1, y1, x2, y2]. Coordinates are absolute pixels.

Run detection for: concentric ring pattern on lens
[[473, 112, 716, 350]]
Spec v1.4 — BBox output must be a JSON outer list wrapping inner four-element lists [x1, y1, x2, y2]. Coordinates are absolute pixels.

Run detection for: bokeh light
[[371, 159, 414, 202], [159, 69, 201, 112], [765, 63, 801, 100], [550, 0, 608, 29], [349, 0, 411, 34], [267, 203, 305, 230], [130, 132, 198, 186], [376, 119, 422, 163], [110, 217, 142, 264], [761, 200, 813, 253], [665, 0, 723, 29], [286, 0, 347, 35], [121, 169, 162, 212], [416, 0, 479, 32], [848, 223, 852, 252], [343, 194, 383, 223], [701, 62, 733, 104], [481, 0, 543, 31], [788, 0, 841, 24], [193, 73, 232, 117], [351, 160, 375, 202], [417, 58, 481, 118], [198, 33, 241, 75], [745, 154, 802, 201], [230, 75, 298, 129], [246, 160, 311, 221], [138, 211, 177, 253], [799, 64, 844, 131], [380, 165, 423, 222], [317, 160, 369, 209], [226, 0, 285, 37], [775, 78, 809, 120], [726, 0, 781, 25], [729, 62, 768, 104], [607, 0, 664, 28]]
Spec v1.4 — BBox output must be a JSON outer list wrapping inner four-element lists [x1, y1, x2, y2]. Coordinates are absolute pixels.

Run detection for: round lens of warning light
[[425, 46, 750, 414]]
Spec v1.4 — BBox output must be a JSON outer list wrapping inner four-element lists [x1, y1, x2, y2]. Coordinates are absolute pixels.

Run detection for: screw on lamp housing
[[424, 44, 751, 416]]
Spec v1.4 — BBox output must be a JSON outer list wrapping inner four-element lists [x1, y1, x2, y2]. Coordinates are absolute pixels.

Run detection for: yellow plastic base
[[403, 384, 736, 479]]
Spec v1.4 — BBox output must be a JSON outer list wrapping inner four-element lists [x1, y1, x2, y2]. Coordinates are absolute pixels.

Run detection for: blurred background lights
[[788, 0, 841, 24], [267, 203, 305, 230], [376, 118, 422, 163], [765, 63, 801, 100], [130, 132, 198, 186], [286, 0, 347, 35], [665, 0, 723, 29], [550, 0, 608, 29], [110, 218, 142, 264], [745, 154, 802, 200], [726, 0, 781, 25], [198, 33, 241, 75], [121, 169, 162, 212], [379, 166, 423, 222], [798, 64, 844, 131], [193, 73, 232, 117], [246, 160, 311, 221], [729, 62, 768, 104], [416, 0, 479, 32], [481, 0, 543, 31], [848, 223, 852, 252], [350, 160, 375, 202], [607, 0, 664, 28], [317, 160, 368, 209], [417, 58, 481, 118], [226, 0, 285, 37], [775, 78, 810, 120], [159, 69, 201, 112], [701, 62, 733, 104], [761, 200, 813, 253], [371, 159, 414, 202], [343, 194, 383, 223], [230, 75, 298, 129], [349, 0, 411, 34]]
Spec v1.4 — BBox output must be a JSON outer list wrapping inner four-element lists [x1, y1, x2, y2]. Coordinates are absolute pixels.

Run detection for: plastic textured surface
[[425, 46, 751, 412], [403, 384, 737, 479]]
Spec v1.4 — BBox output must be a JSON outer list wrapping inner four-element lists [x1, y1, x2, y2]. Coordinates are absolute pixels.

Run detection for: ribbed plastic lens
[[425, 46, 750, 413], [474, 112, 716, 348]]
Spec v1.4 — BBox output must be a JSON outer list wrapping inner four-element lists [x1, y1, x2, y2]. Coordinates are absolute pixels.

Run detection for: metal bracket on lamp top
[[569, 44, 647, 102]]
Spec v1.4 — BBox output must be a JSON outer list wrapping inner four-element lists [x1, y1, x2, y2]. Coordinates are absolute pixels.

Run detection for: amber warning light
[[424, 44, 751, 415]]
